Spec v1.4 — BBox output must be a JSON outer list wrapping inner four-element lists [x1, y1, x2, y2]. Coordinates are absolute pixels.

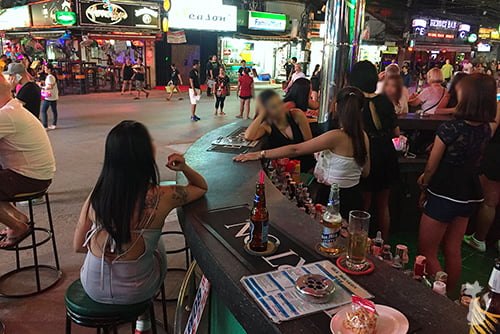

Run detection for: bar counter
[[177, 121, 468, 334], [398, 113, 453, 131]]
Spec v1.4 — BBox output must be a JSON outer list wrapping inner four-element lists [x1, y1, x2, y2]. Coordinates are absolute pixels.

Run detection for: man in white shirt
[[286, 63, 306, 91], [462, 59, 473, 74], [0, 75, 56, 248]]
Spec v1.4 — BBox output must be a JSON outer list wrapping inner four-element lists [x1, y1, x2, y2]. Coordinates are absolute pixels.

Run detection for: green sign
[[468, 33, 478, 43], [248, 11, 287, 32], [55, 11, 77, 25]]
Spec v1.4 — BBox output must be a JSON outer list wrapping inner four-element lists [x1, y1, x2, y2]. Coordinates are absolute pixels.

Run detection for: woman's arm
[[73, 195, 93, 253], [291, 109, 313, 141], [394, 125, 400, 137], [361, 133, 371, 178], [419, 135, 446, 187], [490, 102, 500, 134], [408, 96, 422, 107], [162, 154, 208, 210], [251, 81, 255, 98], [234, 130, 340, 162], [178, 73, 183, 85], [244, 113, 269, 140]]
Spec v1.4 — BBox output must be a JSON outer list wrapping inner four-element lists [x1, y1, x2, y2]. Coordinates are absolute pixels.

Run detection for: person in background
[[214, 67, 230, 116], [121, 58, 134, 95], [350, 60, 400, 241], [435, 72, 468, 114], [188, 59, 201, 122], [0, 75, 55, 248], [237, 67, 254, 119], [132, 58, 149, 100], [4, 63, 41, 119], [166, 63, 183, 101], [384, 75, 408, 115], [310, 64, 321, 102], [284, 58, 295, 82], [74, 121, 207, 334], [285, 63, 306, 92], [408, 68, 449, 115], [20, 54, 32, 75], [238, 60, 248, 77], [239, 89, 315, 173], [234, 87, 370, 217], [417, 74, 496, 293], [40, 64, 59, 130], [205, 55, 217, 97], [283, 78, 319, 112], [401, 65, 411, 89], [462, 59, 473, 74], [106, 55, 114, 67], [441, 59, 453, 84], [0, 55, 7, 73]]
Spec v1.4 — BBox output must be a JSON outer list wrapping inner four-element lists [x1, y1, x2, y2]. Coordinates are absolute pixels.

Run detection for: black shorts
[[0, 168, 51, 200], [239, 96, 252, 100], [424, 192, 479, 223]]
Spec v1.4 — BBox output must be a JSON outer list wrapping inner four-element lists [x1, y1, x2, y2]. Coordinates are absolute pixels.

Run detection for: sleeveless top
[[267, 112, 316, 172], [314, 151, 362, 188], [123, 64, 133, 80], [80, 195, 167, 304]]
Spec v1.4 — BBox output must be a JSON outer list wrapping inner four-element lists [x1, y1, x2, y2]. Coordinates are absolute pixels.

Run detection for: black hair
[[241, 60, 246, 63], [259, 89, 279, 107], [336, 87, 367, 166], [349, 60, 378, 93], [244, 67, 251, 75], [446, 72, 468, 108], [171, 63, 176, 67], [283, 78, 311, 112], [138, 57, 143, 61], [313, 64, 320, 73], [90, 121, 159, 252], [193, 59, 199, 66], [291, 57, 297, 62]]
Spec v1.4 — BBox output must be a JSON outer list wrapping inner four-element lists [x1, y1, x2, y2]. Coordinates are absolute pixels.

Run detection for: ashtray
[[295, 274, 335, 304]]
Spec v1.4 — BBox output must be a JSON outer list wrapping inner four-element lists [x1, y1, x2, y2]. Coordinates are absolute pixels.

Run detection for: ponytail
[[336, 87, 367, 166]]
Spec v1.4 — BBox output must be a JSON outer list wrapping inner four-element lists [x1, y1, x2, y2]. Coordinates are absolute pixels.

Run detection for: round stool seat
[[65, 280, 150, 319], [10, 189, 48, 202]]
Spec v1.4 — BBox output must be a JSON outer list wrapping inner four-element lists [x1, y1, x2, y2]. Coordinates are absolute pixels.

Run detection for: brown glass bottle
[[249, 182, 269, 252], [469, 259, 500, 334]]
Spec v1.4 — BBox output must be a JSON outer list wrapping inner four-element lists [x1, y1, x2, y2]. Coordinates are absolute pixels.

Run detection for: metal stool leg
[[45, 193, 60, 270], [150, 303, 158, 334], [66, 315, 72, 334], [28, 200, 41, 291], [160, 283, 168, 333]]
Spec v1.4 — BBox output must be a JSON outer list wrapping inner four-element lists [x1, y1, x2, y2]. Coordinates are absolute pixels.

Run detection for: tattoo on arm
[[172, 186, 188, 205]]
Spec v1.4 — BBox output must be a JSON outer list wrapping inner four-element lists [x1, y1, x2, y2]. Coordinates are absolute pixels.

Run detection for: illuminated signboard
[[0, 6, 30, 30], [477, 42, 491, 52], [427, 33, 455, 39], [79, 1, 160, 28], [31, 0, 74, 27], [248, 11, 287, 32], [479, 27, 500, 40], [412, 17, 471, 43], [55, 11, 77, 25], [168, 0, 237, 32], [429, 19, 457, 30]]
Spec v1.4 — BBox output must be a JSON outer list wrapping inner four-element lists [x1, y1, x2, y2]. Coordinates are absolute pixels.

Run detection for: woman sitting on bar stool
[[243, 89, 316, 173], [73, 121, 207, 334]]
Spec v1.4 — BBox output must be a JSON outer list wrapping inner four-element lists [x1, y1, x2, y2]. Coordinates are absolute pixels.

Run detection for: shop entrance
[[171, 44, 200, 85]]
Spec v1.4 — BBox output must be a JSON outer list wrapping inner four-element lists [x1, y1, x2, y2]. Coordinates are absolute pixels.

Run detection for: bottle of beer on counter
[[249, 178, 269, 252], [470, 259, 500, 334], [319, 184, 343, 255]]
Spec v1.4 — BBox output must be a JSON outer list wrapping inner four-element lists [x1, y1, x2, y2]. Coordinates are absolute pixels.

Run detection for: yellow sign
[[478, 27, 499, 40]]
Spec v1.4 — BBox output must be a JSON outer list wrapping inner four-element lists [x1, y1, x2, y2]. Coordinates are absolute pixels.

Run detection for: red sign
[[427, 32, 454, 39]]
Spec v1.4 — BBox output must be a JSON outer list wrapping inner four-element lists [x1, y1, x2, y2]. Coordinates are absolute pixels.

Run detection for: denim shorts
[[424, 192, 479, 223]]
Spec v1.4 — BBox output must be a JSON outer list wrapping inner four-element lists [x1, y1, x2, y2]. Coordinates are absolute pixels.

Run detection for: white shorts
[[189, 88, 201, 105]]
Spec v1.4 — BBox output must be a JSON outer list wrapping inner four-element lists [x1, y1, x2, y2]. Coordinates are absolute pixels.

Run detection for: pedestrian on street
[[4, 63, 41, 119], [189, 60, 201, 121], [40, 64, 59, 130], [121, 57, 134, 95], [237, 67, 254, 119], [205, 56, 218, 97], [214, 67, 230, 116], [167, 64, 183, 101], [132, 58, 149, 100], [238, 60, 248, 77]]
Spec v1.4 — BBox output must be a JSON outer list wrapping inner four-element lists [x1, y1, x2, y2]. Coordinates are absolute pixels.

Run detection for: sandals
[[0, 222, 34, 250]]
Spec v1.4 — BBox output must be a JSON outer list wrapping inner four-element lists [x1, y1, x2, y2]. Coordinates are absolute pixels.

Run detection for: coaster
[[336, 256, 375, 275], [315, 243, 346, 258], [244, 239, 279, 256]]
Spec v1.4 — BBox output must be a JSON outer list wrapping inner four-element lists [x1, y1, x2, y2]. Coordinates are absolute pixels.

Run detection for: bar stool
[[0, 320, 5, 334], [65, 280, 158, 334], [0, 189, 61, 297]]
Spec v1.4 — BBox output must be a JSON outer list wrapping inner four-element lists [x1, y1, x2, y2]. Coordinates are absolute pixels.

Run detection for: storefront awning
[[413, 44, 471, 52], [232, 33, 293, 42]]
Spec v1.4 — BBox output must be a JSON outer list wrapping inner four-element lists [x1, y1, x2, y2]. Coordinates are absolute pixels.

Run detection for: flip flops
[[0, 222, 34, 250]]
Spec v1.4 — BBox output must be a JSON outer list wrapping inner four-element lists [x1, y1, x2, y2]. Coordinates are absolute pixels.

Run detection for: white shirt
[[0, 99, 56, 180], [463, 63, 473, 74], [418, 84, 446, 114], [44, 74, 59, 101], [290, 71, 306, 83], [314, 150, 362, 188]]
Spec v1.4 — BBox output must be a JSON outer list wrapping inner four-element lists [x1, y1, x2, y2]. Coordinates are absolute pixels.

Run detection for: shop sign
[[429, 19, 457, 30], [55, 11, 77, 25], [30, 0, 73, 27], [248, 11, 287, 32], [79, 1, 160, 29], [168, 1, 237, 31], [412, 17, 471, 43], [478, 27, 500, 40], [0, 6, 30, 30]]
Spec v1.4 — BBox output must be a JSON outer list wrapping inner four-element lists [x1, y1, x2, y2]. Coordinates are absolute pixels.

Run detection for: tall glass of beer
[[346, 210, 371, 270]]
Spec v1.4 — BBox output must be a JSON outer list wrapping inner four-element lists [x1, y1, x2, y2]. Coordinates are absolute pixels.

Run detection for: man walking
[[441, 59, 453, 84], [189, 60, 201, 121], [4, 63, 41, 118]]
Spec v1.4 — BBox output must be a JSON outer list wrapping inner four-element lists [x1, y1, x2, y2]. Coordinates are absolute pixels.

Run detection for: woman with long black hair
[[73, 121, 207, 334], [234, 87, 370, 218]]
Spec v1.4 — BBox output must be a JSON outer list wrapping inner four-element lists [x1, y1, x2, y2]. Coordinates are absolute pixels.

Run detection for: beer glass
[[346, 210, 370, 270]]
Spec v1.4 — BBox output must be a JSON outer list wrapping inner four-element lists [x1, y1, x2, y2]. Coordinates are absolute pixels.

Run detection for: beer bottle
[[470, 259, 500, 334], [249, 182, 269, 252], [319, 184, 342, 255]]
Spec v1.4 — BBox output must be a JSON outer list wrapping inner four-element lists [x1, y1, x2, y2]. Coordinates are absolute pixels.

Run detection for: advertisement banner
[[0, 6, 30, 30], [167, 30, 187, 44], [79, 0, 160, 29], [168, 1, 237, 31], [31, 0, 74, 27]]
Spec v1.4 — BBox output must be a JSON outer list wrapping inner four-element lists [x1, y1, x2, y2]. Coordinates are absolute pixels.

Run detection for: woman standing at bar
[[73, 121, 207, 334], [349, 61, 400, 241], [243, 89, 316, 172], [417, 74, 496, 292]]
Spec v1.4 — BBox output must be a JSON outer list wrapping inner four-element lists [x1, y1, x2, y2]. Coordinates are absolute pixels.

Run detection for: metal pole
[[318, 0, 365, 128]]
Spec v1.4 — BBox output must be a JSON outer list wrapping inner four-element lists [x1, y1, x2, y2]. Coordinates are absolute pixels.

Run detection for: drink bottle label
[[488, 267, 500, 293], [250, 219, 269, 244], [321, 226, 339, 249]]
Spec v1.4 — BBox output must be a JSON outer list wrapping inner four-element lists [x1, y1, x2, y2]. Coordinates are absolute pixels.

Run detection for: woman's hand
[[166, 153, 187, 171], [233, 152, 261, 163], [417, 173, 426, 189], [418, 192, 427, 211]]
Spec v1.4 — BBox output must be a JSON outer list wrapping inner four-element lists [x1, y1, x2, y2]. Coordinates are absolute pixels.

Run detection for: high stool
[[0, 320, 5, 334], [0, 190, 61, 297], [65, 280, 158, 334]]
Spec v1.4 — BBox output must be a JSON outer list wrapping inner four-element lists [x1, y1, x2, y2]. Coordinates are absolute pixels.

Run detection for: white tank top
[[314, 150, 363, 188]]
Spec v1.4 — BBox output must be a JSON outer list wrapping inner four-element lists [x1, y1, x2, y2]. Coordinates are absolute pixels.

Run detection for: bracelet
[[259, 150, 266, 159]]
